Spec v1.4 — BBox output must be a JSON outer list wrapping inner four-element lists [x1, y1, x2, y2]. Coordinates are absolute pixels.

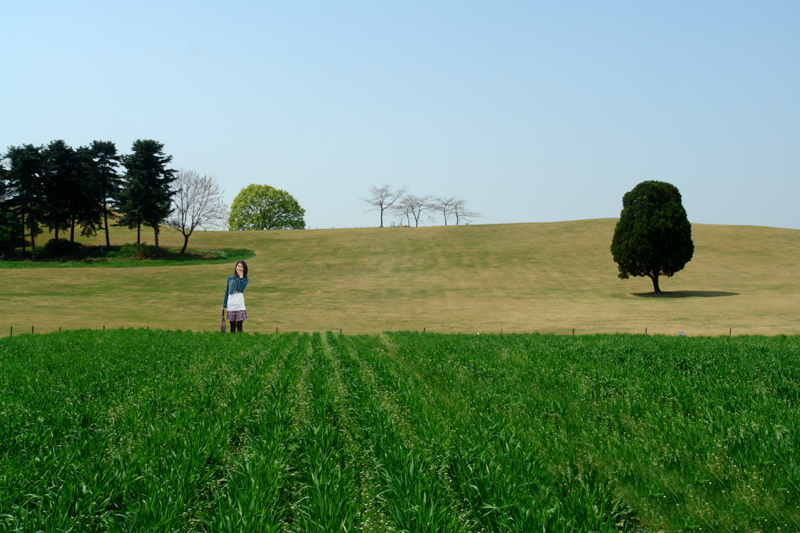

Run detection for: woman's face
[[236, 262, 244, 277]]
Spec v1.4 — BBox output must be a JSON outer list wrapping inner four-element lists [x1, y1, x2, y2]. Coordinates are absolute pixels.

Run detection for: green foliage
[[41, 238, 83, 258], [1, 330, 797, 531], [0, 209, 23, 249], [118, 242, 157, 259], [611, 180, 694, 293], [228, 184, 306, 230]]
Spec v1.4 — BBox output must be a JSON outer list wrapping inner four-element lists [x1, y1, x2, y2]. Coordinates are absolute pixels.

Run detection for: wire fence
[[3, 324, 797, 338]]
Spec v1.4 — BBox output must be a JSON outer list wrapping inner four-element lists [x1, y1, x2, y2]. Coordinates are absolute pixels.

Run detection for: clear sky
[[2, 1, 799, 230]]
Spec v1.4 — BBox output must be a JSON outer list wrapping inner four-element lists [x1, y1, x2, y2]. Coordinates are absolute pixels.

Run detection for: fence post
[[32, 325, 34, 335], [276, 327, 278, 334], [9, 326, 11, 337]]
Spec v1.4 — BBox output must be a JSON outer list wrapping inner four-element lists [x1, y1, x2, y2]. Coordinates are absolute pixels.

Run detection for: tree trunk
[[21, 211, 26, 256], [154, 226, 160, 258], [650, 274, 661, 294], [70, 218, 75, 242], [181, 233, 189, 254], [104, 201, 110, 249], [31, 230, 36, 261], [55, 227, 59, 240], [137, 224, 140, 244]]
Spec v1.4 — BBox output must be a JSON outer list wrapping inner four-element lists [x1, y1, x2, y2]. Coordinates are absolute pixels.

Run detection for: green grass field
[[2, 219, 799, 335], [2, 329, 798, 532]]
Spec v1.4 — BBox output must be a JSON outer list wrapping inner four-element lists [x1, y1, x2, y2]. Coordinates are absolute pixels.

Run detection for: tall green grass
[[1, 330, 798, 531]]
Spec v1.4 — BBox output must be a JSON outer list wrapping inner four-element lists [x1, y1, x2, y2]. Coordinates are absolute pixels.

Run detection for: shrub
[[0, 210, 23, 250], [42, 238, 83, 258], [118, 242, 156, 259]]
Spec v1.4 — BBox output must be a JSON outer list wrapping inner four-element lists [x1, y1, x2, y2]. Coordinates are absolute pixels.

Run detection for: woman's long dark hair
[[234, 260, 248, 278]]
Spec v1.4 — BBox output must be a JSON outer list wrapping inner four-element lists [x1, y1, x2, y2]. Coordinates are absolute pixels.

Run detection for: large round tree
[[610, 180, 694, 294], [228, 184, 306, 230]]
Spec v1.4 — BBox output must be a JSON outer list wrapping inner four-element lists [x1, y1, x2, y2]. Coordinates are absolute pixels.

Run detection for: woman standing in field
[[222, 260, 249, 333]]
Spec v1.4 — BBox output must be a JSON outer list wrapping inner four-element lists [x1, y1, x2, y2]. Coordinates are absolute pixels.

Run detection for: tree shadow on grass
[[631, 290, 739, 298]]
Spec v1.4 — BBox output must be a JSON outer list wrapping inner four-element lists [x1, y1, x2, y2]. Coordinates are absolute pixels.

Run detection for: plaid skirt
[[227, 310, 248, 322]]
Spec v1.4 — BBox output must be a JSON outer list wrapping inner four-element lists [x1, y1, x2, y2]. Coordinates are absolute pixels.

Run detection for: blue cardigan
[[223, 276, 249, 308]]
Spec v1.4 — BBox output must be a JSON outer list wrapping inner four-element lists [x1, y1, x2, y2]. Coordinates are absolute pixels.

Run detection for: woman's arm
[[223, 276, 231, 308]]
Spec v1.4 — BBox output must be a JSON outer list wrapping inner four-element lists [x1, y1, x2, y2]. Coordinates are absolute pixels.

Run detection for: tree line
[[0, 140, 228, 259], [362, 184, 481, 228]]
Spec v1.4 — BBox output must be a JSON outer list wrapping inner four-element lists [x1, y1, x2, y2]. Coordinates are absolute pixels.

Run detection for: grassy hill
[[2, 219, 799, 335]]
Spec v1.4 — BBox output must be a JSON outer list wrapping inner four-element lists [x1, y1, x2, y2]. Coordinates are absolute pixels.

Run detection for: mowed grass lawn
[[1, 219, 799, 335]]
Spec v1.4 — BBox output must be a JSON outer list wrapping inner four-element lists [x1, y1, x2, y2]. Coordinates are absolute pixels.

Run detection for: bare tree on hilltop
[[166, 169, 229, 253], [451, 198, 481, 225], [393, 194, 433, 227], [362, 184, 407, 227], [433, 196, 457, 226]]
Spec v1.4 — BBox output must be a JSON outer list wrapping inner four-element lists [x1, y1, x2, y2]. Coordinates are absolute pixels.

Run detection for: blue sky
[[2, 1, 799, 230]]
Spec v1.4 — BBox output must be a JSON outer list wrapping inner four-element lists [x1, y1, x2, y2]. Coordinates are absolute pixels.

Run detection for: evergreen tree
[[120, 140, 176, 257], [4, 145, 46, 259], [611, 180, 694, 294], [88, 141, 122, 248], [0, 163, 23, 250], [42, 140, 78, 241], [71, 145, 105, 241]]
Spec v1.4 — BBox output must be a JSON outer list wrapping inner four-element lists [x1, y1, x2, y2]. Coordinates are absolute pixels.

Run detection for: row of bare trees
[[362, 185, 481, 228]]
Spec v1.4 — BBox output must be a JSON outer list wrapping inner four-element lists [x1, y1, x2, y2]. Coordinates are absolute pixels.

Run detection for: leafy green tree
[[4, 144, 46, 259], [228, 184, 306, 230], [610, 180, 694, 294], [119, 140, 176, 257]]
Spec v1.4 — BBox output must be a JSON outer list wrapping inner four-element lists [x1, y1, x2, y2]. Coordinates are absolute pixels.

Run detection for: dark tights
[[229, 320, 243, 332]]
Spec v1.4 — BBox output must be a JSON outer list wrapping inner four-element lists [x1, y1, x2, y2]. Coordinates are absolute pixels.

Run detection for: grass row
[[1, 330, 798, 532]]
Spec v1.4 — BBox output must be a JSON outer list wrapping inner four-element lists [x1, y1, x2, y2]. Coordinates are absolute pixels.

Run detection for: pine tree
[[119, 140, 176, 257]]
